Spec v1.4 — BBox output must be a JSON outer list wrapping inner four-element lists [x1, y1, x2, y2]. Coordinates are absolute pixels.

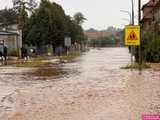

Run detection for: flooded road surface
[[0, 47, 160, 120]]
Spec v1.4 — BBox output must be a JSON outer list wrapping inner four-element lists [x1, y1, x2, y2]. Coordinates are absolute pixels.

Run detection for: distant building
[[85, 28, 117, 41], [85, 28, 103, 40]]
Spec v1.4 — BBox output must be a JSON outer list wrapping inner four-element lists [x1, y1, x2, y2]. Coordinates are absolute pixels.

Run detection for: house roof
[[141, 0, 158, 22], [153, 0, 160, 9], [142, 0, 158, 10], [141, 17, 152, 23], [0, 31, 18, 36], [85, 32, 102, 39], [86, 28, 98, 33]]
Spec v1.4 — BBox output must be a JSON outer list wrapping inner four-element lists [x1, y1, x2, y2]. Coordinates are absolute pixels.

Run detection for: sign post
[[125, 25, 140, 46], [125, 25, 140, 69], [64, 37, 71, 55]]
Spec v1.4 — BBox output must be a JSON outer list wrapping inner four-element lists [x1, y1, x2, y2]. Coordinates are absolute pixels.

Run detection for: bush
[[141, 32, 160, 63], [8, 48, 18, 56]]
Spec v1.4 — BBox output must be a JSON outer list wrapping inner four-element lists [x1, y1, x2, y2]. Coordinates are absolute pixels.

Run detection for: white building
[[0, 24, 22, 57]]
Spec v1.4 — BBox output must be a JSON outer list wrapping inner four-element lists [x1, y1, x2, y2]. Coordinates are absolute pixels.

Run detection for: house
[[141, 0, 158, 32], [0, 24, 22, 57], [85, 27, 117, 41], [85, 28, 103, 40], [0, 31, 18, 49], [152, 1, 160, 32]]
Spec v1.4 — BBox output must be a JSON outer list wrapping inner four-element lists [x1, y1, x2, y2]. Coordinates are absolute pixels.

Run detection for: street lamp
[[120, 0, 135, 67], [120, 0, 134, 25]]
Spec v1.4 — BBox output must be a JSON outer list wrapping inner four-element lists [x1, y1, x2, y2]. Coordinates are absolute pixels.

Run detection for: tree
[[73, 12, 86, 25], [25, 0, 66, 47], [142, 31, 160, 62], [13, 0, 37, 14], [65, 13, 86, 44], [89, 35, 117, 47], [0, 8, 17, 27], [23, 0, 86, 51], [13, 0, 35, 29]]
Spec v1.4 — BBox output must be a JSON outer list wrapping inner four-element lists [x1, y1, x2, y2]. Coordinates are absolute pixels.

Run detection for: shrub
[[141, 32, 160, 63], [8, 48, 18, 56]]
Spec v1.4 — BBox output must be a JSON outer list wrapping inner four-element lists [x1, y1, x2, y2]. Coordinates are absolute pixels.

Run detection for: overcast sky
[[0, 0, 149, 30]]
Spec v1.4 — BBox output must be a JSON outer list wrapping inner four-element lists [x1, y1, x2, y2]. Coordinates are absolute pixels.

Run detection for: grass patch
[[121, 63, 151, 69], [148, 63, 160, 69], [60, 51, 81, 62], [16, 59, 44, 67]]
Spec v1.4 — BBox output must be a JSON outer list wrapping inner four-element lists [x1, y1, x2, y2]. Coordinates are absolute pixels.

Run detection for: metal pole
[[131, 0, 134, 25], [138, 0, 142, 73]]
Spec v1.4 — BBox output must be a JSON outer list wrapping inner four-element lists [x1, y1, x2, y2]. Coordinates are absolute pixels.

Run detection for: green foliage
[[60, 51, 81, 62], [8, 48, 18, 56], [0, 8, 18, 26], [73, 12, 86, 25], [65, 15, 86, 44], [13, 0, 36, 14], [25, 0, 65, 46], [16, 59, 43, 67], [89, 35, 116, 47], [142, 31, 160, 62], [24, 0, 86, 48]]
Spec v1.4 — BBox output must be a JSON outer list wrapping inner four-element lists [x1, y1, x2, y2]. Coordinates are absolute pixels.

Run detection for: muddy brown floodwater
[[0, 47, 160, 120]]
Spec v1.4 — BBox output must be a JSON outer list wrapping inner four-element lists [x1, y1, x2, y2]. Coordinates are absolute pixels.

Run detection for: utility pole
[[131, 0, 134, 25], [131, 0, 135, 69], [138, 0, 142, 73]]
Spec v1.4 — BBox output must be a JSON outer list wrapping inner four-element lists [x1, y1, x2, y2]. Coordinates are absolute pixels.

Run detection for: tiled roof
[[142, 0, 159, 21], [85, 32, 102, 39], [142, 0, 158, 9]]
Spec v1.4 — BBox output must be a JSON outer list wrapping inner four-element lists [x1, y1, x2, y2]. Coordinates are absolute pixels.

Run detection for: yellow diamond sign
[[125, 25, 140, 46]]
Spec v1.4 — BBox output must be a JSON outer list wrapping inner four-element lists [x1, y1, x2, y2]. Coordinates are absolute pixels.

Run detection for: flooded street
[[0, 47, 160, 120]]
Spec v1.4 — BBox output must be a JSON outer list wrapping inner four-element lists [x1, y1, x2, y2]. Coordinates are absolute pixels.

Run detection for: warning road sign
[[125, 25, 140, 46], [127, 31, 138, 40]]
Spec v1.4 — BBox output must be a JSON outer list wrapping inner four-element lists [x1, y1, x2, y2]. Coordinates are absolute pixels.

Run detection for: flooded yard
[[0, 47, 159, 120]]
